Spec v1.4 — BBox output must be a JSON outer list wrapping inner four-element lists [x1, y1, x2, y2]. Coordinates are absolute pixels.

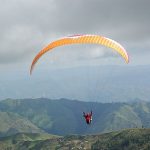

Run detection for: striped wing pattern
[[30, 35, 129, 74]]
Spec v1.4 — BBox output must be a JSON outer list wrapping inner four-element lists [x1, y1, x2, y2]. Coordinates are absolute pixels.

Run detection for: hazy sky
[[0, 0, 150, 100], [0, 0, 150, 72]]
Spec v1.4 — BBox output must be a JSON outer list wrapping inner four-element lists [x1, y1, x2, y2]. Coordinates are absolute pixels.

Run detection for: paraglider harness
[[83, 111, 92, 124]]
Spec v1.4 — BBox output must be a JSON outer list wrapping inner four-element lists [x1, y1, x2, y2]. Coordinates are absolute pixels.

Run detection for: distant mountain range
[[0, 98, 150, 137], [0, 65, 150, 102]]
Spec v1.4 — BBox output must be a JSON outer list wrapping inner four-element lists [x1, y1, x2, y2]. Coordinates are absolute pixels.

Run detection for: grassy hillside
[[0, 132, 60, 150], [92, 128, 150, 150], [0, 128, 150, 150], [0, 111, 44, 137]]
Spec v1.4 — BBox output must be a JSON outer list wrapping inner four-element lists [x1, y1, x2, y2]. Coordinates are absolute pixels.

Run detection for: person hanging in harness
[[83, 111, 92, 124]]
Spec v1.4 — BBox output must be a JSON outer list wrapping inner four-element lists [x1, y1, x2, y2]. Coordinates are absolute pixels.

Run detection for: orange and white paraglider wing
[[30, 35, 129, 74]]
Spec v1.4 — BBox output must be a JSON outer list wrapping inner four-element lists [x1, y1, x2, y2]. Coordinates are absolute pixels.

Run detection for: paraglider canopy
[[30, 34, 129, 74]]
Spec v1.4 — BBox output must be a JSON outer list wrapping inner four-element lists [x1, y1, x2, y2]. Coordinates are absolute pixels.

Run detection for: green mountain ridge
[[0, 111, 44, 137], [0, 132, 60, 150], [0, 128, 150, 150], [0, 98, 150, 136]]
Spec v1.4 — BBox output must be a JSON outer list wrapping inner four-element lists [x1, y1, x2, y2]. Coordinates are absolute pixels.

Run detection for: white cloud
[[0, 0, 150, 66]]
